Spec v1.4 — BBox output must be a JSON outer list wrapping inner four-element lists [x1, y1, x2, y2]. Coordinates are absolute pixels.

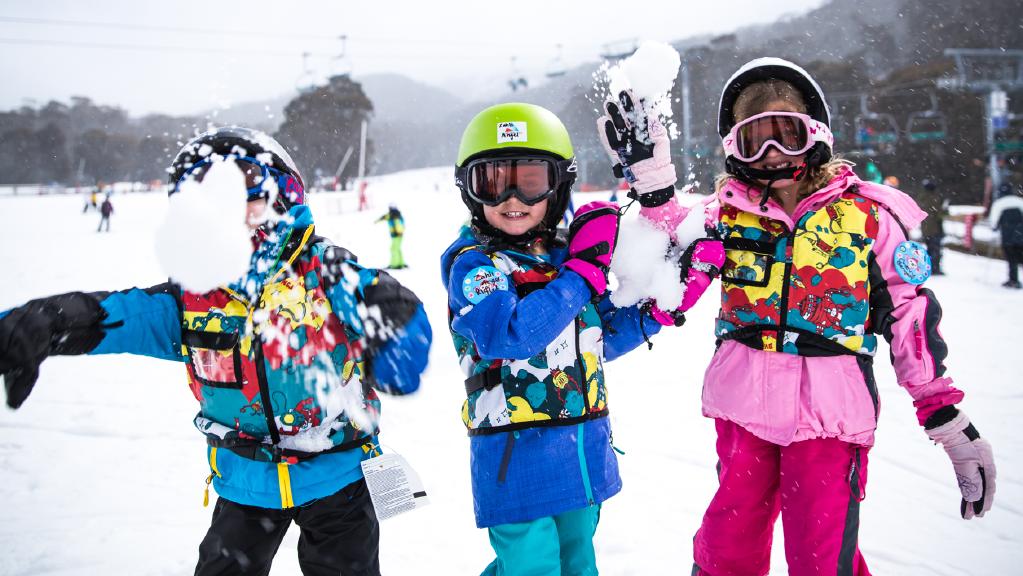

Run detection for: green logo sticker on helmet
[[498, 122, 527, 144]]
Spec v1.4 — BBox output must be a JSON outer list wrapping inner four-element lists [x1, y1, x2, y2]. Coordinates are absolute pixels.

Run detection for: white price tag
[[360, 452, 430, 521]]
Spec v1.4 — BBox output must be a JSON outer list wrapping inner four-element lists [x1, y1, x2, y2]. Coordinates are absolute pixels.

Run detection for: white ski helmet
[[718, 57, 833, 183]]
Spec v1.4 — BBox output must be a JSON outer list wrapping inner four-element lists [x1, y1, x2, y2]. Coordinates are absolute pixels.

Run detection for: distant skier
[[863, 158, 883, 184], [376, 203, 407, 269], [357, 179, 369, 211], [97, 193, 113, 233], [83, 188, 99, 213], [989, 181, 1023, 289], [918, 178, 946, 275], [0, 127, 432, 575]]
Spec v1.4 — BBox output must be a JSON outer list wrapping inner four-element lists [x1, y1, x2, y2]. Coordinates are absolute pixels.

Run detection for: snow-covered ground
[[0, 166, 1020, 575]]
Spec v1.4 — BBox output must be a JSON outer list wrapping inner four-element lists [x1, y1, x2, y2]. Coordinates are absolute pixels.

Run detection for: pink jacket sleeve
[[871, 208, 964, 425]]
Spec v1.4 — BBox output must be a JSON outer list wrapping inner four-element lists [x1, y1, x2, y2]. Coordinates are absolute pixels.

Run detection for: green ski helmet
[[455, 102, 577, 242]]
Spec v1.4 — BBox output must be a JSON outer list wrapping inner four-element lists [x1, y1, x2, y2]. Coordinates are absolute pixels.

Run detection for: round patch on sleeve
[[462, 266, 510, 304], [893, 241, 932, 285]]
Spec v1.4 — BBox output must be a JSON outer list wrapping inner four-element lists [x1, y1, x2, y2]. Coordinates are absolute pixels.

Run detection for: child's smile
[[483, 197, 548, 237]]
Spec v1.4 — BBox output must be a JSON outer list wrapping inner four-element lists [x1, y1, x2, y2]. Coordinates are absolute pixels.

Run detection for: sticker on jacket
[[893, 241, 931, 285], [463, 266, 510, 304]]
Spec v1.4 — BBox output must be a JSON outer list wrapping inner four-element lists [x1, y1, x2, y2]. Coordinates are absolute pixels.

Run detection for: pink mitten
[[562, 201, 620, 297], [678, 240, 725, 311], [647, 239, 725, 326]]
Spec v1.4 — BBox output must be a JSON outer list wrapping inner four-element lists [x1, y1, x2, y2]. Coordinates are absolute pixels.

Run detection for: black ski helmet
[[718, 57, 833, 183], [455, 103, 577, 243], [168, 126, 306, 214]]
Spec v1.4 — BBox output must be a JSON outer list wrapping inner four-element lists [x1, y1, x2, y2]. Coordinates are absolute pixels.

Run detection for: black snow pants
[[194, 478, 380, 576], [1006, 244, 1023, 283]]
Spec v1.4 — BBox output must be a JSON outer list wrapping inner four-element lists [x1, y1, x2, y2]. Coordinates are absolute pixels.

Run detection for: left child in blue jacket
[[0, 127, 432, 576]]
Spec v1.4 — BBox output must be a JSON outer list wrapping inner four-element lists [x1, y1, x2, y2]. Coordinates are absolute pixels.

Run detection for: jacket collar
[[228, 205, 315, 302], [717, 166, 926, 230]]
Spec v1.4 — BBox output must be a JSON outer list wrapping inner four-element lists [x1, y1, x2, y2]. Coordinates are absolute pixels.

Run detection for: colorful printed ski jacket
[[84, 205, 431, 508], [702, 168, 963, 446], [441, 228, 660, 527]]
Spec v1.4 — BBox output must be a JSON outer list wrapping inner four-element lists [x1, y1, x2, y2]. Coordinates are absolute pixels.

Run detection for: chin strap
[[728, 158, 809, 209]]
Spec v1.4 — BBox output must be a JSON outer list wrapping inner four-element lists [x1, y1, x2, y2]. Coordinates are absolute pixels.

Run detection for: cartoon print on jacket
[[717, 192, 878, 356], [452, 248, 608, 434], [181, 236, 381, 460]]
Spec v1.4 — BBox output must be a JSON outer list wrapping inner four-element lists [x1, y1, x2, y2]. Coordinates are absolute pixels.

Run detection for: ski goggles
[[722, 111, 833, 163], [179, 155, 304, 206], [459, 156, 574, 206]]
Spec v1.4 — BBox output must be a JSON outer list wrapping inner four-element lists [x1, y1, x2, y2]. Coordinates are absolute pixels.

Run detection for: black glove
[[0, 292, 108, 408], [359, 271, 422, 352]]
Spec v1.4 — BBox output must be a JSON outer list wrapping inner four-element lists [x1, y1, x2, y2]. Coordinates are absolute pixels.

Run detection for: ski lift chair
[[545, 44, 567, 79], [854, 94, 899, 154], [906, 91, 948, 142]]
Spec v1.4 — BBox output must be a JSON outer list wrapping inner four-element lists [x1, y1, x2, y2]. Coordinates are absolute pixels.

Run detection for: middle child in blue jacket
[[442, 103, 685, 575]]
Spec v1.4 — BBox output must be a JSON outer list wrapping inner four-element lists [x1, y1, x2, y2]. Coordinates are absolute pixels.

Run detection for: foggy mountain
[[3, 0, 1019, 186]]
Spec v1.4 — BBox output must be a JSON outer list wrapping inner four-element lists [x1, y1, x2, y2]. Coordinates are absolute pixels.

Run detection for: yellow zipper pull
[[203, 473, 214, 507]]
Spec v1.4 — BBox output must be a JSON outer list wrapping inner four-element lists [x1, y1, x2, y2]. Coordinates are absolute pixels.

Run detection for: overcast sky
[[0, 0, 827, 117]]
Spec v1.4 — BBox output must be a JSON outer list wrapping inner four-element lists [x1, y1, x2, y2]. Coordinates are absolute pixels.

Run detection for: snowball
[[610, 211, 684, 310], [154, 160, 253, 293], [607, 41, 681, 117], [675, 203, 710, 249]]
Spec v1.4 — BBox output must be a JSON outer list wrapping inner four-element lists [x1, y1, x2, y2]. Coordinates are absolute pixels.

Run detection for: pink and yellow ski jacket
[[702, 167, 962, 446]]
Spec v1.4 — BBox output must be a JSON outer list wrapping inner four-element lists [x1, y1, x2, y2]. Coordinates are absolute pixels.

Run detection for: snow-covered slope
[[0, 167, 1019, 574]]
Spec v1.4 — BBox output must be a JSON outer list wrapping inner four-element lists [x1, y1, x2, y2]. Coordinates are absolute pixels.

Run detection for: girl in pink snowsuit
[[689, 58, 997, 576]]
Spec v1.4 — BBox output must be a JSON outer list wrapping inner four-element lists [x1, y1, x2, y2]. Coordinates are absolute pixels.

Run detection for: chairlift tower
[[296, 52, 317, 93], [330, 35, 352, 78], [939, 48, 1023, 190]]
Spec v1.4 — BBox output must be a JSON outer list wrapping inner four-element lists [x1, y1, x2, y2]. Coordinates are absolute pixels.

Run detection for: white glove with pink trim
[[597, 90, 677, 196], [925, 410, 996, 519]]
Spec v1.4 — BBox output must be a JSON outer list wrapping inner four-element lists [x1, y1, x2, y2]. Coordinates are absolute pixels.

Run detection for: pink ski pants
[[693, 419, 871, 576]]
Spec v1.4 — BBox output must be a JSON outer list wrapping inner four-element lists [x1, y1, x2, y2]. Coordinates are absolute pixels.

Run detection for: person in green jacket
[[377, 203, 407, 269]]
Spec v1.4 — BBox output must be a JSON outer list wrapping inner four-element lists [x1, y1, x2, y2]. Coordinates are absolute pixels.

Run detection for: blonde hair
[[716, 79, 850, 196]]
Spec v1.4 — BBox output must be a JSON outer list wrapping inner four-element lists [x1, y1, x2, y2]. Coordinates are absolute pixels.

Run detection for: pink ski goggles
[[722, 111, 833, 163]]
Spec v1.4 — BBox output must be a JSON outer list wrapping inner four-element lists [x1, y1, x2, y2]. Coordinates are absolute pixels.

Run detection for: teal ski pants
[[481, 504, 601, 576]]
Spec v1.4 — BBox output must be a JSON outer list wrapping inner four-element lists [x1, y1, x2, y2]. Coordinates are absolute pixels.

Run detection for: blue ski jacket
[[441, 228, 660, 527]]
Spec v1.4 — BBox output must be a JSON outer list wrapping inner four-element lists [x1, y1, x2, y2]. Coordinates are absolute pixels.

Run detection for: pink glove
[[597, 90, 676, 195], [648, 239, 725, 326], [562, 201, 620, 297], [678, 239, 725, 311], [925, 410, 996, 519]]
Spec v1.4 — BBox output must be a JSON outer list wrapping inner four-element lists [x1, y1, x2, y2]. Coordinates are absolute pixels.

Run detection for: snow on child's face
[[246, 198, 269, 230], [483, 196, 548, 237], [154, 160, 256, 293]]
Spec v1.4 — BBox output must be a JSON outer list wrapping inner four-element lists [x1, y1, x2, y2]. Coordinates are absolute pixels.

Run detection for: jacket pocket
[[183, 329, 244, 389], [721, 238, 776, 288]]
